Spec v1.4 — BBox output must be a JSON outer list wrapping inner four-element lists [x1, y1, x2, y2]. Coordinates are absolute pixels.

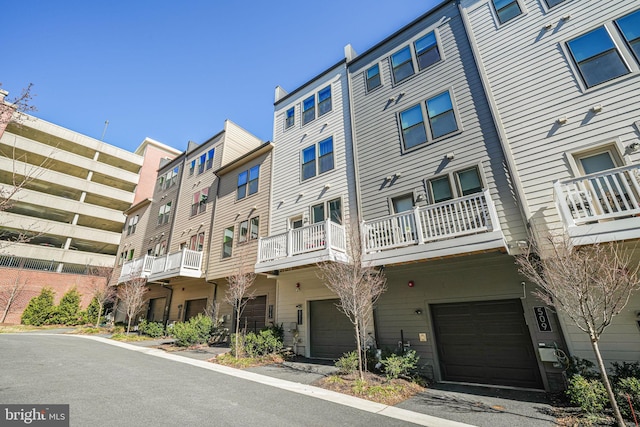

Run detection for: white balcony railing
[[362, 189, 500, 254], [257, 220, 346, 263], [118, 254, 155, 282], [555, 164, 640, 227]]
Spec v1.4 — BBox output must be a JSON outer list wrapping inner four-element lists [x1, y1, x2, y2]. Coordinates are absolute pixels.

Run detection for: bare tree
[[0, 274, 27, 323], [516, 235, 640, 427], [317, 221, 387, 380], [224, 250, 256, 358], [89, 266, 116, 327], [0, 82, 36, 128], [117, 277, 149, 334]]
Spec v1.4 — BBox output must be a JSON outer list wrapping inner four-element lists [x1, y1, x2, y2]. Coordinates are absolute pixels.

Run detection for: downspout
[[162, 284, 173, 327]]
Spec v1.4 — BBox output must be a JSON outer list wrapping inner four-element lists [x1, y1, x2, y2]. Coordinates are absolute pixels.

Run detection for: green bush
[[616, 377, 640, 420], [170, 314, 213, 347], [611, 361, 640, 383], [566, 375, 608, 414], [50, 288, 83, 325], [263, 323, 284, 342], [235, 329, 283, 357], [380, 350, 419, 380], [21, 288, 56, 326], [83, 297, 101, 326], [335, 351, 359, 375], [138, 319, 165, 338]]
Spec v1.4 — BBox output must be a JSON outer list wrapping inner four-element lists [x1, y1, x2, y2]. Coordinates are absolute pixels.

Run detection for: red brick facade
[[0, 268, 107, 325]]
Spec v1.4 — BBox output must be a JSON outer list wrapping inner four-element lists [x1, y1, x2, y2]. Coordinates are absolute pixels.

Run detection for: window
[[188, 233, 204, 251], [237, 165, 260, 200], [392, 194, 414, 213], [285, 107, 295, 129], [426, 91, 458, 139], [127, 215, 139, 236], [301, 145, 316, 181], [311, 198, 342, 224], [189, 159, 196, 176], [192, 188, 209, 216], [159, 240, 167, 256], [544, 0, 566, 7], [428, 167, 483, 204], [414, 31, 440, 70], [366, 64, 381, 91], [567, 26, 629, 88], [198, 152, 207, 174], [222, 227, 234, 258], [290, 216, 303, 229], [328, 198, 342, 224], [170, 166, 179, 187], [303, 95, 315, 125], [239, 220, 248, 243], [302, 137, 334, 180], [318, 137, 334, 174], [616, 9, 640, 64], [391, 46, 414, 83], [127, 249, 134, 261], [157, 175, 165, 191], [400, 105, 427, 149], [318, 86, 332, 116], [158, 201, 171, 225], [250, 217, 259, 240], [311, 203, 324, 224], [492, 0, 522, 24], [206, 149, 215, 170]]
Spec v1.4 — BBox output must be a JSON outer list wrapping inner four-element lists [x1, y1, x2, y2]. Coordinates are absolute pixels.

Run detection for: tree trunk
[[354, 321, 363, 381], [95, 301, 104, 328], [234, 305, 241, 358], [127, 317, 132, 334], [591, 336, 625, 427]]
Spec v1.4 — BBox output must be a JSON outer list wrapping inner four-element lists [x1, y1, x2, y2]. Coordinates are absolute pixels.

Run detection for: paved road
[[0, 334, 452, 427]]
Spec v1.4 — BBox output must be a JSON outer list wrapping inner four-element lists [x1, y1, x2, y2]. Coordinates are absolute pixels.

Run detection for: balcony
[[117, 249, 203, 284], [117, 255, 155, 283], [255, 220, 348, 273], [555, 164, 640, 245], [362, 189, 506, 266]]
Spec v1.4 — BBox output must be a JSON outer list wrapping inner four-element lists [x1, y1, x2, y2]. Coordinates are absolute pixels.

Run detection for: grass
[[213, 352, 285, 369], [110, 333, 157, 342], [0, 324, 71, 333]]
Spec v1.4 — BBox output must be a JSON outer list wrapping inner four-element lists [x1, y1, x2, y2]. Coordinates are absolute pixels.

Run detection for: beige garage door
[[309, 299, 355, 359]]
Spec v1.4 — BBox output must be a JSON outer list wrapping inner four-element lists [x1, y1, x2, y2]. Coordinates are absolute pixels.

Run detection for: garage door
[[309, 299, 355, 359], [184, 298, 207, 320], [147, 297, 166, 323], [431, 299, 543, 389], [239, 296, 267, 333]]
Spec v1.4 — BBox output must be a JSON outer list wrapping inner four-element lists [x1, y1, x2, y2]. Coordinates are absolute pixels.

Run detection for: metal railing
[[555, 164, 640, 226], [148, 248, 203, 278], [0, 255, 93, 275], [257, 220, 346, 263], [119, 254, 155, 281], [362, 189, 499, 253]]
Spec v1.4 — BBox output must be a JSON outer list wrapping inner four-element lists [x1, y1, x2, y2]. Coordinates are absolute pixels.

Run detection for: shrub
[[566, 375, 608, 414], [566, 357, 600, 381], [335, 351, 359, 375], [616, 377, 640, 420], [263, 323, 284, 342], [170, 314, 213, 347], [83, 297, 101, 326], [138, 319, 165, 338], [235, 329, 284, 358], [50, 288, 83, 325], [611, 361, 640, 383], [21, 288, 56, 326], [381, 350, 419, 380]]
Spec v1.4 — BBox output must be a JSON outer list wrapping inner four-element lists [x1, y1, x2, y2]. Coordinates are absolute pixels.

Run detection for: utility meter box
[[538, 347, 557, 362]]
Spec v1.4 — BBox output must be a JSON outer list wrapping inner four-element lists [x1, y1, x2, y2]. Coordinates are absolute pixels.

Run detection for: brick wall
[[0, 268, 107, 325]]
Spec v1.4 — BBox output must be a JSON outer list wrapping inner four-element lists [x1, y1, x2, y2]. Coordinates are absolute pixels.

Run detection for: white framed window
[[238, 216, 259, 243], [491, 0, 522, 24], [366, 63, 381, 92], [391, 46, 414, 83], [302, 95, 315, 125], [189, 159, 196, 176], [191, 187, 209, 216], [543, 0, 566, 8], [399, 89, 460, 151], [567, 26, 629, 88], [285, 107, 295, 129], [206, 149, 215, 170], [389, 30, 442, 85], [222, 226, 234, 258], [238, 220, 249, 243], [427, 166, 484, 204], [127, 215, 139, 236], [311, 198, 342, 224], [289, 215, 303, 230], [250, 217, 259, 240], [616, 9, 640, 64], [237, 165, 260, 200], [198, 152, 207, 174], [391, 194, 414, 213], [158, 201, 171, 225], [318, 85, 332, 116], [414, 31, 440, 71], [301, 137, 334, 181]]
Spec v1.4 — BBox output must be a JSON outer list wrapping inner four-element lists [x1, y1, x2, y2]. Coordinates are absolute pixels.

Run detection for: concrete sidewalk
[[123, 338, 556, 427]]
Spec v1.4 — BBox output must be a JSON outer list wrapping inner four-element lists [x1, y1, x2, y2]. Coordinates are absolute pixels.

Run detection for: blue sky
[[3, 1, 440, 153]]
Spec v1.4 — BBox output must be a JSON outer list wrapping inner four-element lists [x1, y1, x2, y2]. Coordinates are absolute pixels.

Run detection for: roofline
[[214, 142, 274, 175], [124, 197, 153, 215], [274, 59, 346, 106]]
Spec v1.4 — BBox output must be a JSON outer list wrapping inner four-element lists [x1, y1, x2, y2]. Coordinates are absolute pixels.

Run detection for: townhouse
[[346, 0, 567, 391], [460, 0, 640, 367], [254, 61, 360, 359], [116, 120, 263, 324]]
